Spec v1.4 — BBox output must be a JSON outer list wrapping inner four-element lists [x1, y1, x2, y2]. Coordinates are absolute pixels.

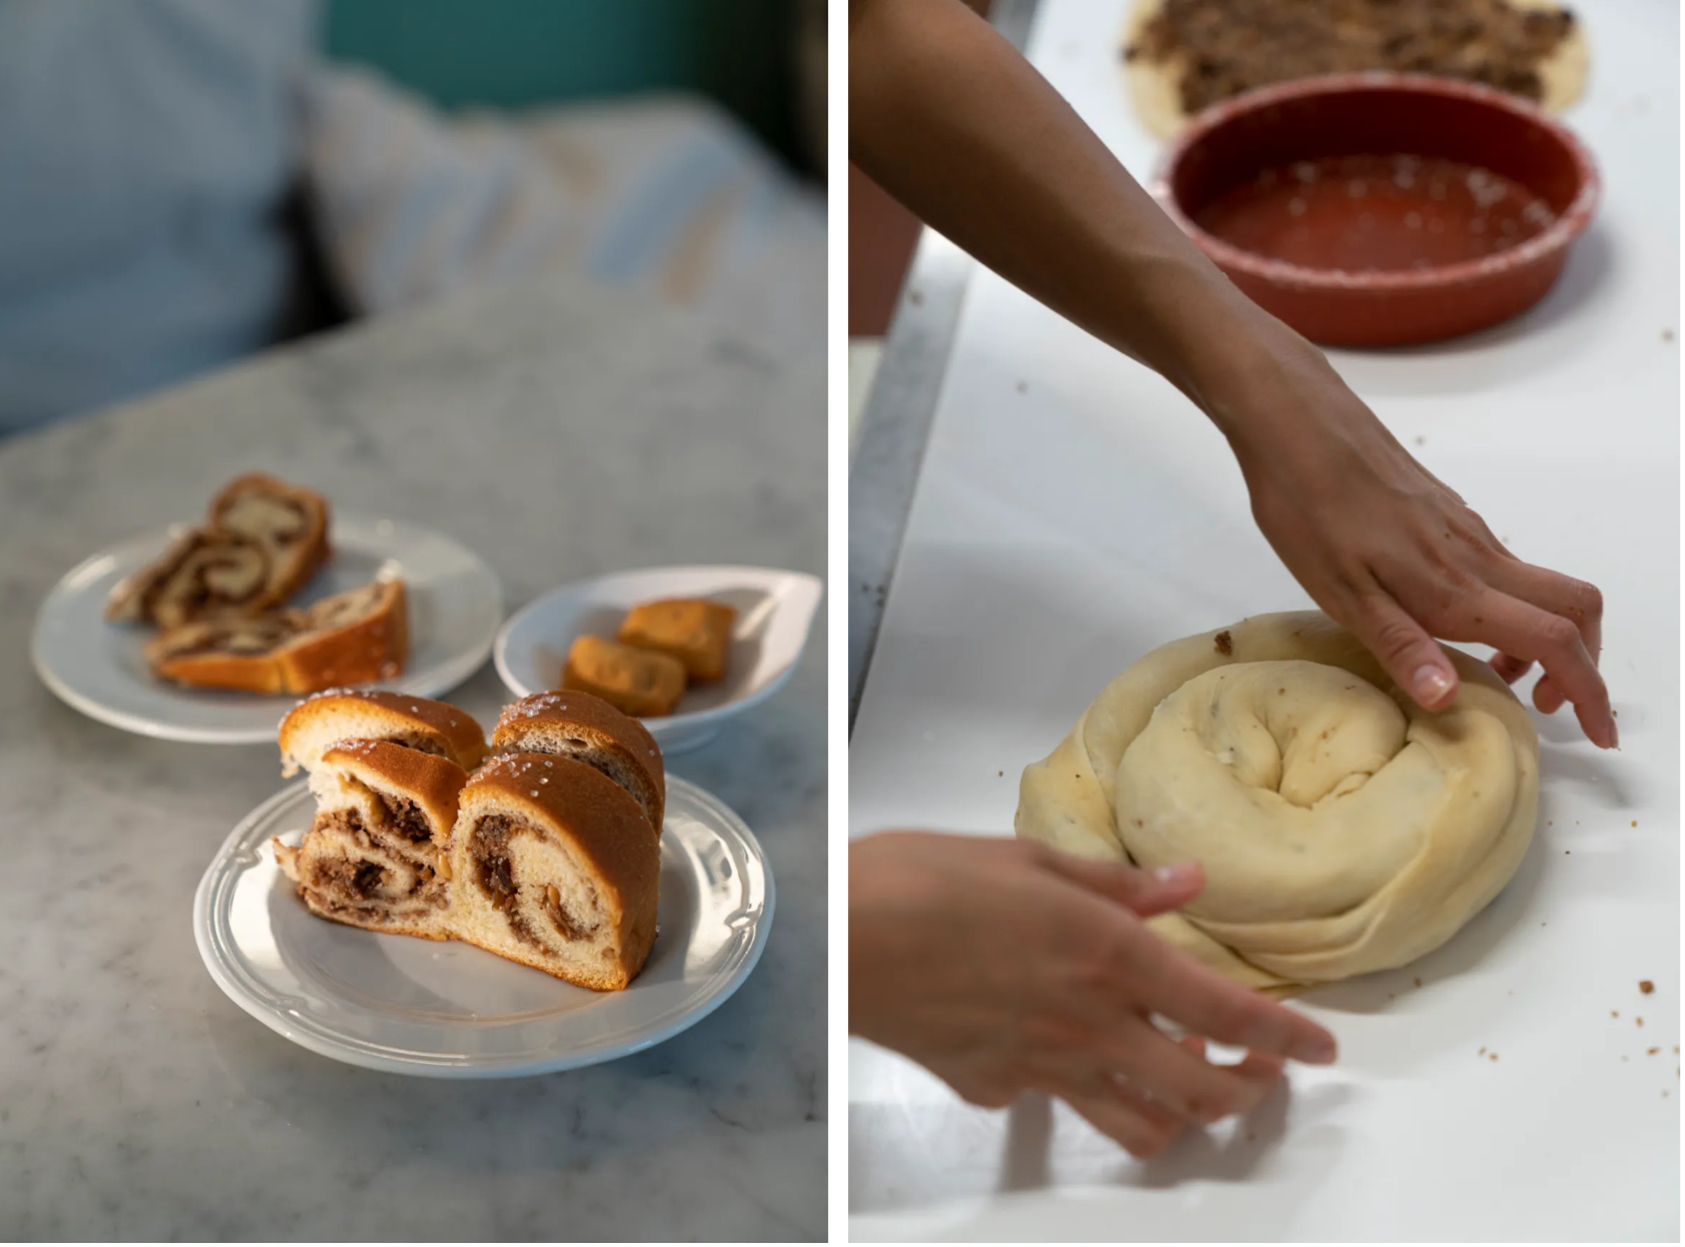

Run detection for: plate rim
[[192, 772, 776, 1078], [31, 515, 504, 745], [492, 563, 823, 732]]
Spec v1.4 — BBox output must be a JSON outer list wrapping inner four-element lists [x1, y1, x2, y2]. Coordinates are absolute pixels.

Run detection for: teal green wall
[[322, 0, 805, 172]]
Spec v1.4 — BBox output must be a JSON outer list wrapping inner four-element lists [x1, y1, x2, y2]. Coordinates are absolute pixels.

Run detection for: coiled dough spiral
[[1015, 612, 1539, 991]]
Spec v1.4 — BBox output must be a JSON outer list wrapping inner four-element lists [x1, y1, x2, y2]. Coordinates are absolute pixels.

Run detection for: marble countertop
[[0, 276, 826, 1240]]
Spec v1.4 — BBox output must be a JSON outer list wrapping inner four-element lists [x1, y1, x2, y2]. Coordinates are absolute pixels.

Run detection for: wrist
[[1106, 257, 1334, 445]]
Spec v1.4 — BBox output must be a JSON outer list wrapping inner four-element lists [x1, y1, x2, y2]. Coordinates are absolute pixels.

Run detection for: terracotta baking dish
[[1155, 73, 1599, 348]]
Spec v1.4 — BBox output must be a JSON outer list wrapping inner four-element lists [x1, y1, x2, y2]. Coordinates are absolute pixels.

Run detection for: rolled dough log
[[1016, 611, 1539, 991]]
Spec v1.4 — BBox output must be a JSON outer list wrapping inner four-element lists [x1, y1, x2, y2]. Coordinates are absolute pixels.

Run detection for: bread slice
[[145, 578, 408, 695], [273, 578, 409, 693], [273, 739, 469, 940], [142, 614, 303, 694], [279, 689, 488, 778], [445, 753, 660, 990], [106, 529, 272, 628], [106, 473, 330, 626], [618, 598, 736, 682], [206, 472, 331, 610], [562, 634, 687, 717], [492, 691, 665, 831]]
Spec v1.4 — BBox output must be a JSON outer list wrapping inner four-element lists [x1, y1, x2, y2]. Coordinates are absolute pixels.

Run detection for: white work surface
[[848, 0, 1680, 1239]]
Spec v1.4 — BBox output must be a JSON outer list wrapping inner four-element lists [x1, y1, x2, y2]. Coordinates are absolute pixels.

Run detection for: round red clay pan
[[1155, 73, 1599, 348]]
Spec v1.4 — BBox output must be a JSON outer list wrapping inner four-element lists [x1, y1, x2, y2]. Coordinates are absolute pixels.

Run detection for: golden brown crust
[[618, 598, 736, 682], [461, 753, 660, 985], [206, 472, 331, 610], [141, 579, 408, 696], [145, 614, 296, 693], [449, 927, 636, 989], [561, 635, 687, 718], [281, 690, 489, 773], [492, 691, 666, 830], [150, 647, 284, 693], [272, 580, 409, 693], [320, 739, 469, 839]]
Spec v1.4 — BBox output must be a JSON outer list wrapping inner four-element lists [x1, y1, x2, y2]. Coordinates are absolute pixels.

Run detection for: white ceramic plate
[[495, 565, 823, 753], [31, 516, 502, 744], [193, 774, 773, 1077]]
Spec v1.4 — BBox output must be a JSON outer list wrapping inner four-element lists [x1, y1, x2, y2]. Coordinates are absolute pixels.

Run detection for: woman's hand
[[1208, 328, 1614, 749], [850, 832, 1337, 1158]]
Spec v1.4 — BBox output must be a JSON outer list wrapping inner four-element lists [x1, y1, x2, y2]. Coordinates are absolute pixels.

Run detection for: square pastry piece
[[562, 635, 687, 718], [618, 598, 735, 682]]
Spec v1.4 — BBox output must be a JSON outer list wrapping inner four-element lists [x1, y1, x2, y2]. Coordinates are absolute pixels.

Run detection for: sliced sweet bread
[[107, 473, 330, 626], [106, 529, 272, 628], [273, 739, 468, 940], [206, 471, 331, 609], [273, 578, 408, 692], [445, 753, 660, 990], [279, 689, 488, 777], [491, 691, 665, 831], [145, 578, 408, 695]]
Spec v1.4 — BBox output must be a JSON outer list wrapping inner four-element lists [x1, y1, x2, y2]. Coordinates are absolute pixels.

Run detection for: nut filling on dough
[[1016, 612, 1539, 990], [469, 815, 602, 946], [1127, 0, 1579, 115], [294, 806, 444, 919]]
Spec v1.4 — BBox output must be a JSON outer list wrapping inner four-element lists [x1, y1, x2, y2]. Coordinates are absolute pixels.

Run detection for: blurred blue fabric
[[0, 0, 319, 435]]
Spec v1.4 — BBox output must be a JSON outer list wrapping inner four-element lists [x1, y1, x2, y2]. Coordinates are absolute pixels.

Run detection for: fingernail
[[1299, 1035, 1338, 1065], [1413, 665, 1454, 705], [1609, 721, 1620, 750], [1153, 862, 1200, 889]]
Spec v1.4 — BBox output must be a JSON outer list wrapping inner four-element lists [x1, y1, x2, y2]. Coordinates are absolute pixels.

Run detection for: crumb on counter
[[1214, 630, 1233, 656], [1640, 980, 1654, 993]]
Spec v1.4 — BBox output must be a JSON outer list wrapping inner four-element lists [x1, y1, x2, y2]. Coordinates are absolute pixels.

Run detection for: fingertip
[[1150, 861, 1205, 903], [1410, 662, 1458, 711], [1293, 1030, 1338, 1066]]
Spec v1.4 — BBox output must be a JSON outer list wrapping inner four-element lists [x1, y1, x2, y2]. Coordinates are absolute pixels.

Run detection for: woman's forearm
[[848, 0, 1318, 448]]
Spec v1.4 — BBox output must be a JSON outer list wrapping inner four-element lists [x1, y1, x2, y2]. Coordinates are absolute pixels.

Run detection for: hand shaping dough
[[1016, 611, 1538, 991]]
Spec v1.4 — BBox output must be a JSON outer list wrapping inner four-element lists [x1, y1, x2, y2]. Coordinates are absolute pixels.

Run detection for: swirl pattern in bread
[[1016, 610, 1539, 990], [446, 754, 661, 991]]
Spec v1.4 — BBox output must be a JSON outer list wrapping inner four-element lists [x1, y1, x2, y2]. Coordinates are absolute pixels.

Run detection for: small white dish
[[31, 516, 502, 745], [193, 774, 773, 1077], [495, 564, 823, 753]]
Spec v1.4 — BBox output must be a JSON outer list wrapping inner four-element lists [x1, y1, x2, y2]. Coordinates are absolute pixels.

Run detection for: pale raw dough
[[1015, 611, 1539, 991], [1121, 0, 1590, 142]]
